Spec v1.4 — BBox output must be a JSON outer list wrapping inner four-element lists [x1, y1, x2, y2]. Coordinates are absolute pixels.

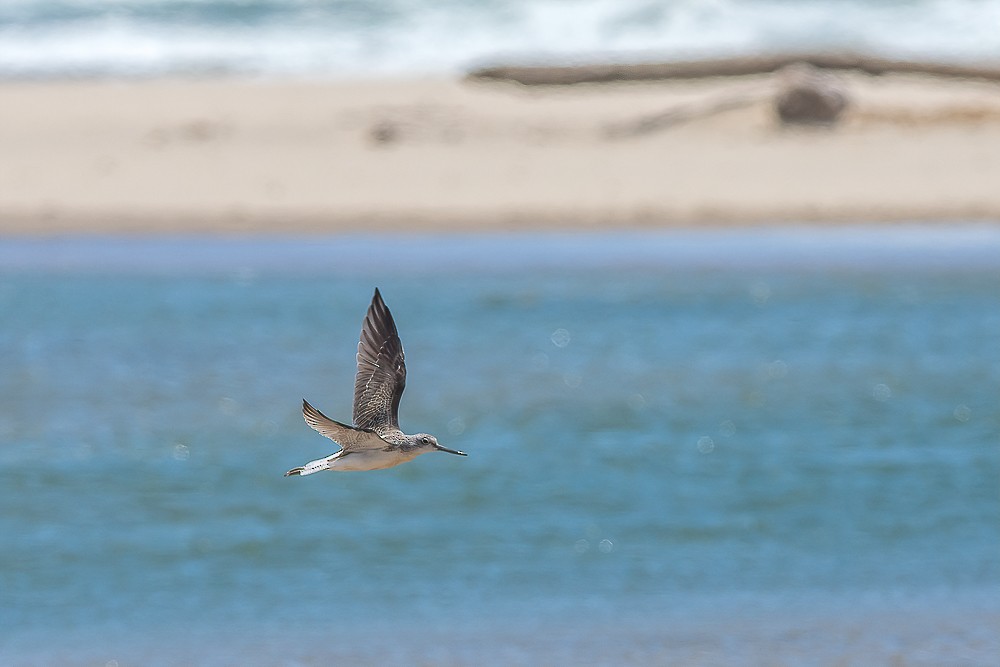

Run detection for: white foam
[[1, 0, 1000, 78]]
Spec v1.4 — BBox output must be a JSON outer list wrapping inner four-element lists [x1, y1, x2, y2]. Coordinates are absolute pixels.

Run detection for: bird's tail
[[284, 456, 332, 477]]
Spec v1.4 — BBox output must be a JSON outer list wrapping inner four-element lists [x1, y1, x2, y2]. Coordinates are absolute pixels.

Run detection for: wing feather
[[353, 288, 407, 430], [302, 399, 387, 451]]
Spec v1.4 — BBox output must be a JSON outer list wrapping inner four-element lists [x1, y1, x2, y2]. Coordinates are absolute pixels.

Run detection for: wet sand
[[2, 72, 1000, 234]]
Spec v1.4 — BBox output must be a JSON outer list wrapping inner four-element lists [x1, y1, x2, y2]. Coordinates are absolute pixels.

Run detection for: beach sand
[[2, 71, 1000, 234]]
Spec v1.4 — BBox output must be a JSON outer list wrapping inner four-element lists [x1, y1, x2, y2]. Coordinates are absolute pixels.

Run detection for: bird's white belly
[[329, 448, 419, 471]]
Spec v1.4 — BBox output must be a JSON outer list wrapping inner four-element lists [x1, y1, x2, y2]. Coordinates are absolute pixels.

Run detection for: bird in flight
[[285, 288, 466, 476]]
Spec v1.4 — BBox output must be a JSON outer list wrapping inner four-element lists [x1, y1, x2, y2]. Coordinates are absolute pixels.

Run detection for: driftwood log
[[467, 53, 1000, 86], [606, 94, 762, 138], [606, 62, 853, 138]]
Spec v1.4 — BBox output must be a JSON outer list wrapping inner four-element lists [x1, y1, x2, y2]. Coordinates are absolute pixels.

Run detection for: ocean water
[[1, 228, 998, 665], [1, 0, 1000, 79]]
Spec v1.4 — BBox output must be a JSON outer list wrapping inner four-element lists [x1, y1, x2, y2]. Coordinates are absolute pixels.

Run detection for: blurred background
[[2, 2, 1000, 666], [1, 0, 1000, 78]]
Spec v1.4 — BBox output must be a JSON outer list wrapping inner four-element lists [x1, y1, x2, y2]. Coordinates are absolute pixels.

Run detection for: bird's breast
[[330, 448, 422, 471]]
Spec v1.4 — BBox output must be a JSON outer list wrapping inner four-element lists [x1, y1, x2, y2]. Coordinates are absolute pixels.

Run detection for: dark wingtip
[[284, 468, 303, 477], [302, 399, 326, 424]]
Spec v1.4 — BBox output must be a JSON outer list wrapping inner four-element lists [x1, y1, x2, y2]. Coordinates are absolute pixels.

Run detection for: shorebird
[[285, 288, 466, 476]]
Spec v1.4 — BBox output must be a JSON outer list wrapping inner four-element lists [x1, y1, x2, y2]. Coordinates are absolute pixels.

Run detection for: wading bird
[[285, 289, 466, 476]]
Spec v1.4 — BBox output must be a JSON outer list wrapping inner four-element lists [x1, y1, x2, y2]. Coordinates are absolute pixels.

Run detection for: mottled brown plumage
[[353, 288, 407, 431], [285, 288, 466, 476]]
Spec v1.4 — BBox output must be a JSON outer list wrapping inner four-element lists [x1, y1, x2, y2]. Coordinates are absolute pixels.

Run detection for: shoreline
[[2, 73, 1000, 235], [4, 226, 1000, 277], [3, 208, 999, 237]]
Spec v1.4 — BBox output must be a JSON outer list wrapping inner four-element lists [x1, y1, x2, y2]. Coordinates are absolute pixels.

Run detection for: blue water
[[1, 229, 999, 665], [2, 0, 1000, 79]]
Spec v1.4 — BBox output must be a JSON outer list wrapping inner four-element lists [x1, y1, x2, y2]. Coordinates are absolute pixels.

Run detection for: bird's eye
[[422, 436, 430, 444]]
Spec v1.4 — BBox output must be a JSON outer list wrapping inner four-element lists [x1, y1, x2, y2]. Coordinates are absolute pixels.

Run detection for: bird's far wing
[[303, 399, 387, 451], [353, 288, 407, 430]]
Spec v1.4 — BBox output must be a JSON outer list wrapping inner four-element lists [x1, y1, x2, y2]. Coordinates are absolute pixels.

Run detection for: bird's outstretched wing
[[303, 399, 387, 451], [353, 288, 407, 431]]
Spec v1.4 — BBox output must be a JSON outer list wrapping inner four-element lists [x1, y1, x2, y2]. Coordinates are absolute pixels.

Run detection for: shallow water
[[1, 228, 998, 665]]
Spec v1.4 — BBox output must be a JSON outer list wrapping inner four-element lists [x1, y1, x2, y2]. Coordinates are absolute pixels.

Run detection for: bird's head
[[413, 433, 466, 457]]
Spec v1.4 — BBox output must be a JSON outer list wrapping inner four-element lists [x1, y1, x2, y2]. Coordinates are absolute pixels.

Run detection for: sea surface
[[1, 228, 999, 665], [1, 0, 1000, 79]]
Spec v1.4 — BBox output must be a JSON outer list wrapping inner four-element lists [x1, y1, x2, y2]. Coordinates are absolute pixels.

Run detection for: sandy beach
[[3, 71, 1000, 234]]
